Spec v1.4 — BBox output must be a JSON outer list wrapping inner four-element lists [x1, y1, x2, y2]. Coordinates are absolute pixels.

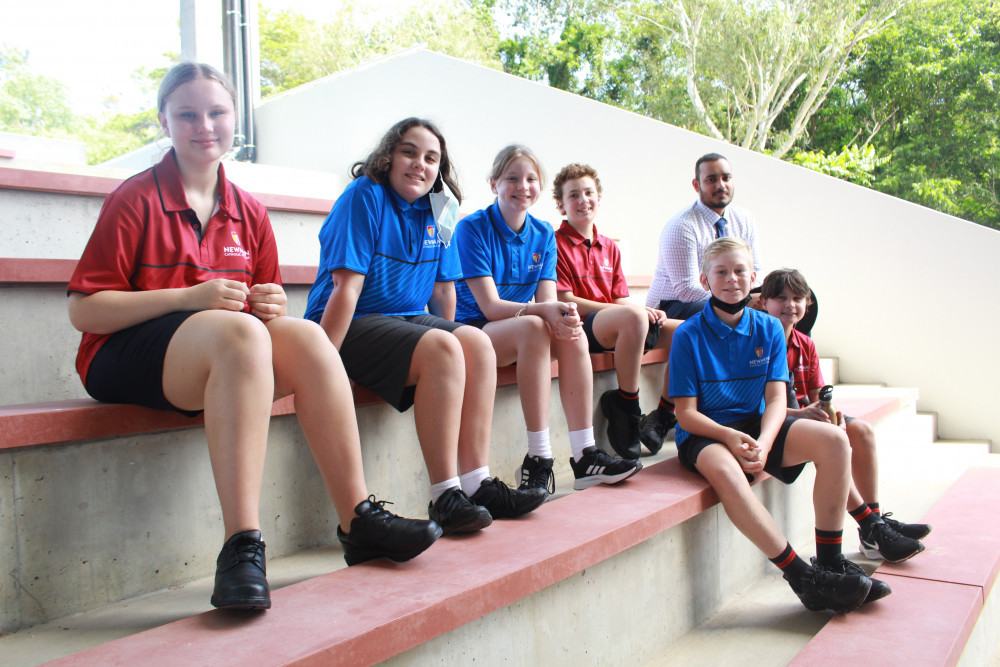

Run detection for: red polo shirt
[[68, 150, 281, 385], [786, 327, 824, 405], [555, 220, 628, 304]]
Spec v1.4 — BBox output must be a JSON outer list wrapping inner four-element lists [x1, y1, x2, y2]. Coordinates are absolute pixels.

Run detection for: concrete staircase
[[2, 163, 999, 666]]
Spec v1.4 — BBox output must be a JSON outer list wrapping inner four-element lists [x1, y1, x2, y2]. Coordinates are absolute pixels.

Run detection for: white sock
[[460, 466, 491, 497], [430, 477, 461, 503], [569, 427, 596, 461], [526, 429, 552, 459]]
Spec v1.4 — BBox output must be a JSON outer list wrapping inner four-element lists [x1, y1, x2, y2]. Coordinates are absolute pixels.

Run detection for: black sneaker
[[859, 519, 925, 563], [784, 559, 871, 613], [570, 446, 642, 490], [825, 554, 892, 604], [880, 511, 932, 540], [639, 407, 677, 455], [600, 390, 641, 459], [428, 486, 493, 535], [337, 496, 443, 566], [470, 477, 547, 519], [518, 454, 555, 495], [210, 529, 271, 610]]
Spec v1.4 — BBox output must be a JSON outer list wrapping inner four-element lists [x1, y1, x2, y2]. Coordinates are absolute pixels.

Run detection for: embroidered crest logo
[[231, 232, 241, 246], [426, 225, 435, 238], [755, 347, 764, 358], [603, 257, 610, 267], [532, 253, 541, 263]]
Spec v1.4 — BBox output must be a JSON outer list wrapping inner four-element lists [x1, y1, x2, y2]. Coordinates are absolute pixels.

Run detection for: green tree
[[0, 46, 78, 136], [858, 0, 999, 226], [259, 0, 501, 97]]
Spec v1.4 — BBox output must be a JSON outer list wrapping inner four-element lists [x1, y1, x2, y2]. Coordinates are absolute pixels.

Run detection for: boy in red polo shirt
[[760, 269, 929, 563], [553, 164, 683, 460]]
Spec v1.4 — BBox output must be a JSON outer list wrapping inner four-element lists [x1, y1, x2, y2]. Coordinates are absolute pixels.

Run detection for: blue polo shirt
[[304, 176, 461, 322], [668, 301, 789, 445], [453, 203, 558, 323]]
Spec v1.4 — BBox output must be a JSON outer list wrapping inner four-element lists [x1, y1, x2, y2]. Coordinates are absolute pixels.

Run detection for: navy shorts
[[678, 415, 806, 484], [582, 310, 660, 354], [657, 299, 707, 321], [340, 313, 464, 412], [85, 310, 202, 417]]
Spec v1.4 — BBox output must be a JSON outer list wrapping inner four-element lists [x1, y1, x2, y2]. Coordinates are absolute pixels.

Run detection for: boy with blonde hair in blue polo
[[668, 237, 887, 612]]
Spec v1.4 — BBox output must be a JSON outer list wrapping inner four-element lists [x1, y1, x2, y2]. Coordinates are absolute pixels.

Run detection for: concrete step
[[649, 433, 1000, 667], [0, 380, 918, 664]]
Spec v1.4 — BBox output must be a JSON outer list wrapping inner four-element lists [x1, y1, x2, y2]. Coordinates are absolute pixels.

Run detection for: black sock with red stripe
[[658, 396, 675, 414], [769, 542, 810, 579], [849, 503, 880, 530], [617, 388, 640, 415], [869, 502, 881, 516], [815, 529, 843, 566]]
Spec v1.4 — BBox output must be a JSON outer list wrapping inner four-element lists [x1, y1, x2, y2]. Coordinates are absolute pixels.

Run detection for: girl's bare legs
[[451, 325, 498, 473], [163, 310, 273, 540], [267, 317, 368, 533], [484, 316, 551, 432], [407, 329, 466, 484]]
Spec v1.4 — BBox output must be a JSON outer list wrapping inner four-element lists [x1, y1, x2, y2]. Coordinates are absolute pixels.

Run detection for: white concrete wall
[[253, 48, 998, 448]]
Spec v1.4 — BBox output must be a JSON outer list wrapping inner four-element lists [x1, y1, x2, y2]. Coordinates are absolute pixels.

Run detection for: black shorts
[[657, 299, 707, 321], [85, 310, 202, 417], [340, 313, 464, 412], [678, 415, 806, 485], [582, 310, 660, 354]]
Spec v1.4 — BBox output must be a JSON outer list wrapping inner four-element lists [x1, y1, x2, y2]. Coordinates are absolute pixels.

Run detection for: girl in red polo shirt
[[67, 63, 440, 611]]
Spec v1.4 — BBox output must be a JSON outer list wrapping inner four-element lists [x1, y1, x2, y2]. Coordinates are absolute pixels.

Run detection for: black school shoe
[[211, 529, 271, 610], [470, 477, 548, 519], [784, 559, 871, 613], [337, 496, 443, 566], [824, 554, 892, 604], [599, 390, 641, 459], [639, 407, 677, 455], [428, 486, 493, 535]]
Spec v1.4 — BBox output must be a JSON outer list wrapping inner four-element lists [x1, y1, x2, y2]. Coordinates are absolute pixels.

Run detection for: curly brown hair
[[552, 163, 603, 203], [351, 117, 463, 203]]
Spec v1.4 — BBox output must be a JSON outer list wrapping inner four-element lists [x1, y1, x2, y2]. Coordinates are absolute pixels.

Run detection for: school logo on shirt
[[749, 347, 769, 367], [528, 252, 543, 272], [533, 253, 540, 263], [224, 230, 250, 259], [601, 257, 613, 272], [422, 224, 441, 249], [755, 347, 764, 358]]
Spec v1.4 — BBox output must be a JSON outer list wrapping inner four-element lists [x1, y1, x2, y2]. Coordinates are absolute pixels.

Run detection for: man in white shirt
[[646, 153, 763, 319]]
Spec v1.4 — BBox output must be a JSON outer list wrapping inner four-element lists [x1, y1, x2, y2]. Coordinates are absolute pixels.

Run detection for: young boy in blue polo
[[669, 237, 887, 613]]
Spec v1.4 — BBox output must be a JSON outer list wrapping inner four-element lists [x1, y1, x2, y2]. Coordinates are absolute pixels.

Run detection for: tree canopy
[[1, 0, 995, 227]]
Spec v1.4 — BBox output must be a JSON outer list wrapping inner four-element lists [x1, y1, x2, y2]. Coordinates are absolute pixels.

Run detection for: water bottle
[[818, 385, 843, 425]]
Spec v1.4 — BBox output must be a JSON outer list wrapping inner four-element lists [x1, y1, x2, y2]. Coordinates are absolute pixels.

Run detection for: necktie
[[715, 217, 728, 238]]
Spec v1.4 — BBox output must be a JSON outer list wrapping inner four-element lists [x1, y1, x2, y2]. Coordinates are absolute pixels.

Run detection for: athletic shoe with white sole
[[859, 519, 925, 563], [517, 454, 555, 495], [570, 446, 642, 490], [880, 511, 931, 540]]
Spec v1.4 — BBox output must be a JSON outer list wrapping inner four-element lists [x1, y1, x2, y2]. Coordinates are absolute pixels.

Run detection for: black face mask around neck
[[709, 294, 752, 315]]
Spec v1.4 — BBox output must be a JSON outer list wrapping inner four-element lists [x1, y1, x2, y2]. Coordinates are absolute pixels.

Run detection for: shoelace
[[880, 512, 905, 531], [362, 495, 399, 527], [486, 478, 521, 512], [522, 460, 555, 494], [874, 521, 902, 543], [228, 537, 266, 569]]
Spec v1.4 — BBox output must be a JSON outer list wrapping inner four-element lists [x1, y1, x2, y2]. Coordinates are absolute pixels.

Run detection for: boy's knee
[[621, 304, 650, 337]]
